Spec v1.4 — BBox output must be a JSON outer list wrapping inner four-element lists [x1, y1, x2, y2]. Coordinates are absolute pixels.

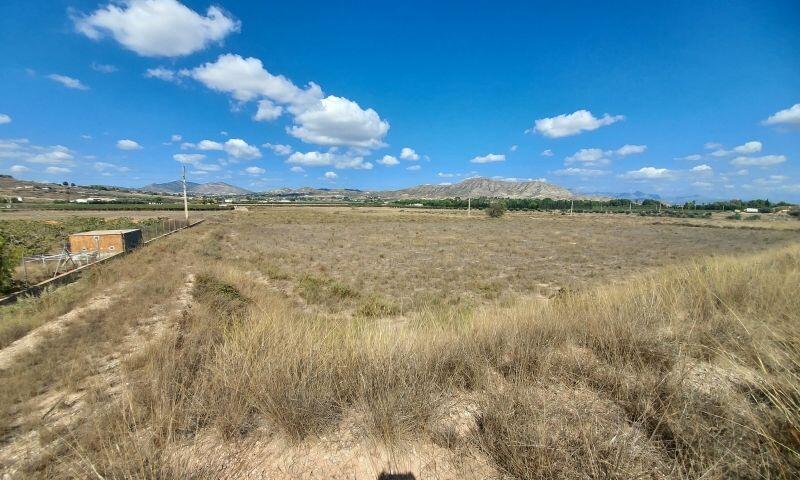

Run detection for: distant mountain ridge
[[378, 177, 576, 200], [139, 181, 251, 196]]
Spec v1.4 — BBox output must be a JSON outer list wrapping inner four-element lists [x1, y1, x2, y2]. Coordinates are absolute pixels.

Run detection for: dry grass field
[[0, 207, 798, 479]]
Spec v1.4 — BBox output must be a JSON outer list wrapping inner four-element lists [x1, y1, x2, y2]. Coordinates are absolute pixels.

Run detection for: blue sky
[[1, 0, 799, 200]]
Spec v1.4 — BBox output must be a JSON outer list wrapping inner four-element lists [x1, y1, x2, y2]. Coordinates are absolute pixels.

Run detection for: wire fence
[[140, 218, 191, 243]]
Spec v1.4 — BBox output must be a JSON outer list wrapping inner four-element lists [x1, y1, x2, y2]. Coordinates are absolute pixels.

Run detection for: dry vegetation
[[0, 207, 798, 479]]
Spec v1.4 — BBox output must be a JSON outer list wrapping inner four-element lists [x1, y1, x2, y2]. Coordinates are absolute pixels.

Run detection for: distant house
[[69, 229, 143, 254], [744, 208, 759, 213]]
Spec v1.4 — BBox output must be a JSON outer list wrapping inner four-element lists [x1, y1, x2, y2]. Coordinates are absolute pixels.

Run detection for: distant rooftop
[[70, 229, 140, 236]]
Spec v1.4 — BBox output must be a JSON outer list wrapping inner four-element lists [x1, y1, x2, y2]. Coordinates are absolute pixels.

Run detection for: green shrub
[[485, 201, 507, 218]]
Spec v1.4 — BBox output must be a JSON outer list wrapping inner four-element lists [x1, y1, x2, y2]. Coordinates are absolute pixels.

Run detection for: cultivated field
[[0, 207, 798, 479]]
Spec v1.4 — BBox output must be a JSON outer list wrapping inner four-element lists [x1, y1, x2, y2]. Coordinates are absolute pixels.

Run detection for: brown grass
[[1, 208, 798, 478]]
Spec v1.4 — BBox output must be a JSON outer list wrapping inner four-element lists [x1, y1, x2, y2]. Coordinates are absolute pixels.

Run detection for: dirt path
[[0, 294, 116, 371], [0, 274, 195, 478]]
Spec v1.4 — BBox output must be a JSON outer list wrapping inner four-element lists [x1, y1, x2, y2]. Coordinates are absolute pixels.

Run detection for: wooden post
[[570, 199, 574, 215], [467, 197, 471, 216]]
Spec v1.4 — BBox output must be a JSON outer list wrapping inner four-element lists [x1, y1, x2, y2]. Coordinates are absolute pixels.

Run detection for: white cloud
[[189, 54, 321, 104], [187, 54, 388, 150], [254, 99, 283, 121], [93, 161, 130, 173], [691, 164, 713, 173], [400, 147, 420, 161], [45, 166, 71, 175], [29, 146, 75, 165], [145, 67, 180, 82], [692, 181, 712, 188], [173, 153, 206, 163], [378, 155, 399, 166], [245, 166, 265, 175], [289, 166, 304, 173], [0, 114, 11, 124], [74, 0, 240, 57], [704, 142, 722, 150], [530, 109, 623, 138], [540, 149, 553, 157], [263, 143, 293, 155], [555, 167, 607, 176], [195, 140, 223, 150], [9, 165, 28, 173], [510, 145, 518, 152], [621, 167, 674, 180], [287, 151, 373, 170], [710, 149, 731, 157], [763, 103, 800, 126], [47, 74, 89, 90], [732, 169, 749, 176], [170, 134, 182, 142], [117, 139, 142, 150], [731, 155, 786, 167], [406, 165, 421, 171], [676, 154, 702, 161], [470, 153, 505, 164], [223, 138, 261, 159], [732, 141, 762, 154], [437, 172, 458, 178], [615, 144, 646, 156], [564, 148, 610, 166], [91, 62, 117, 73], [288, 95, 389, 149], [324, 171, 337, 179]]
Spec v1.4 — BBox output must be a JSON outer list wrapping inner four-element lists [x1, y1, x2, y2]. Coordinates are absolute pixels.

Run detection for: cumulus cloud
[[117, 139, 142, 150], [287, 151, 373, 170], [555, 167, 607, 176], [437, 172, 458, 178], [289, 166, 304, 173], [621, 167, 674, 180], [93, 161, 131, 173], [9, 165, 29, 173], [510, 145, 518, 152], [406, 165, 421, 171], [400, 147, 419, 161], [470, 153, 505, 164], [704, 142, 722, 150], [263, 143, 293, 155], [731, 155, 786, 167], [541, 149, 553, 157], [186, 54, 389, 150], [48, 74, 89, 90], [564, 148, 609, 166], [378, 155, 399, 166], [615, 144, 646, 156], [763, 103, 800, 126], [189, 54, 321, 104], [530, 109, 623, 138], [0, 114, 11, 124], [244, 166, 265, 175], [223, 138, 261, 159], [732, 141, 762, 154], [0, 140, 77, 168], [74, 0, 240, 57], [692, 181, 712, 188], [173, 153, 206, 163], [691, 164, 713, 173], [676, 154, 702, 161], [753, 175, 788, 186], [324, 171, 337, 179], [287, 95, 389, 149], [254, 99, 283, 121], [170, 134, 182, 142], [195, 140, 223, 150]]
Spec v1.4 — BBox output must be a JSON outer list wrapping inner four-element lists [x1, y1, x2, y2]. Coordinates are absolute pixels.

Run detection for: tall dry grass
[[40, 243, 797, 479]]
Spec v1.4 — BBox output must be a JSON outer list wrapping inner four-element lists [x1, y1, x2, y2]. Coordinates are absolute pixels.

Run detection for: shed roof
[[69, 229, 141, 236]]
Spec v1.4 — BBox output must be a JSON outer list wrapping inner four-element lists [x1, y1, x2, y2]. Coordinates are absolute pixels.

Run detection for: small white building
[[744, 208, 759, 213]]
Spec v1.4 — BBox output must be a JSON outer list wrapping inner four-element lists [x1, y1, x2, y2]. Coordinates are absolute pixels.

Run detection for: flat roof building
[[68, 229, 143, 255]]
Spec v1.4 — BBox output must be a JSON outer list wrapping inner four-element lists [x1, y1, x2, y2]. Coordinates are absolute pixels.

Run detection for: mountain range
[[138, 181, 252, 196]]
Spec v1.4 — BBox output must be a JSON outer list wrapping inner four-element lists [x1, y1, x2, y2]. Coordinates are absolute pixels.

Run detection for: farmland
[[0, 207, 798, 479]]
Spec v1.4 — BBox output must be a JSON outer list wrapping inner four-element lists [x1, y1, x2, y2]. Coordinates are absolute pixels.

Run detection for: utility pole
[[570, 199, 574, 215], [182, 166, 189, 224]]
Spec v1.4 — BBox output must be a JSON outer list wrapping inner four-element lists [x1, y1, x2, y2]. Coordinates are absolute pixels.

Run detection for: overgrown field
[[0, 208, 798, 479]]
